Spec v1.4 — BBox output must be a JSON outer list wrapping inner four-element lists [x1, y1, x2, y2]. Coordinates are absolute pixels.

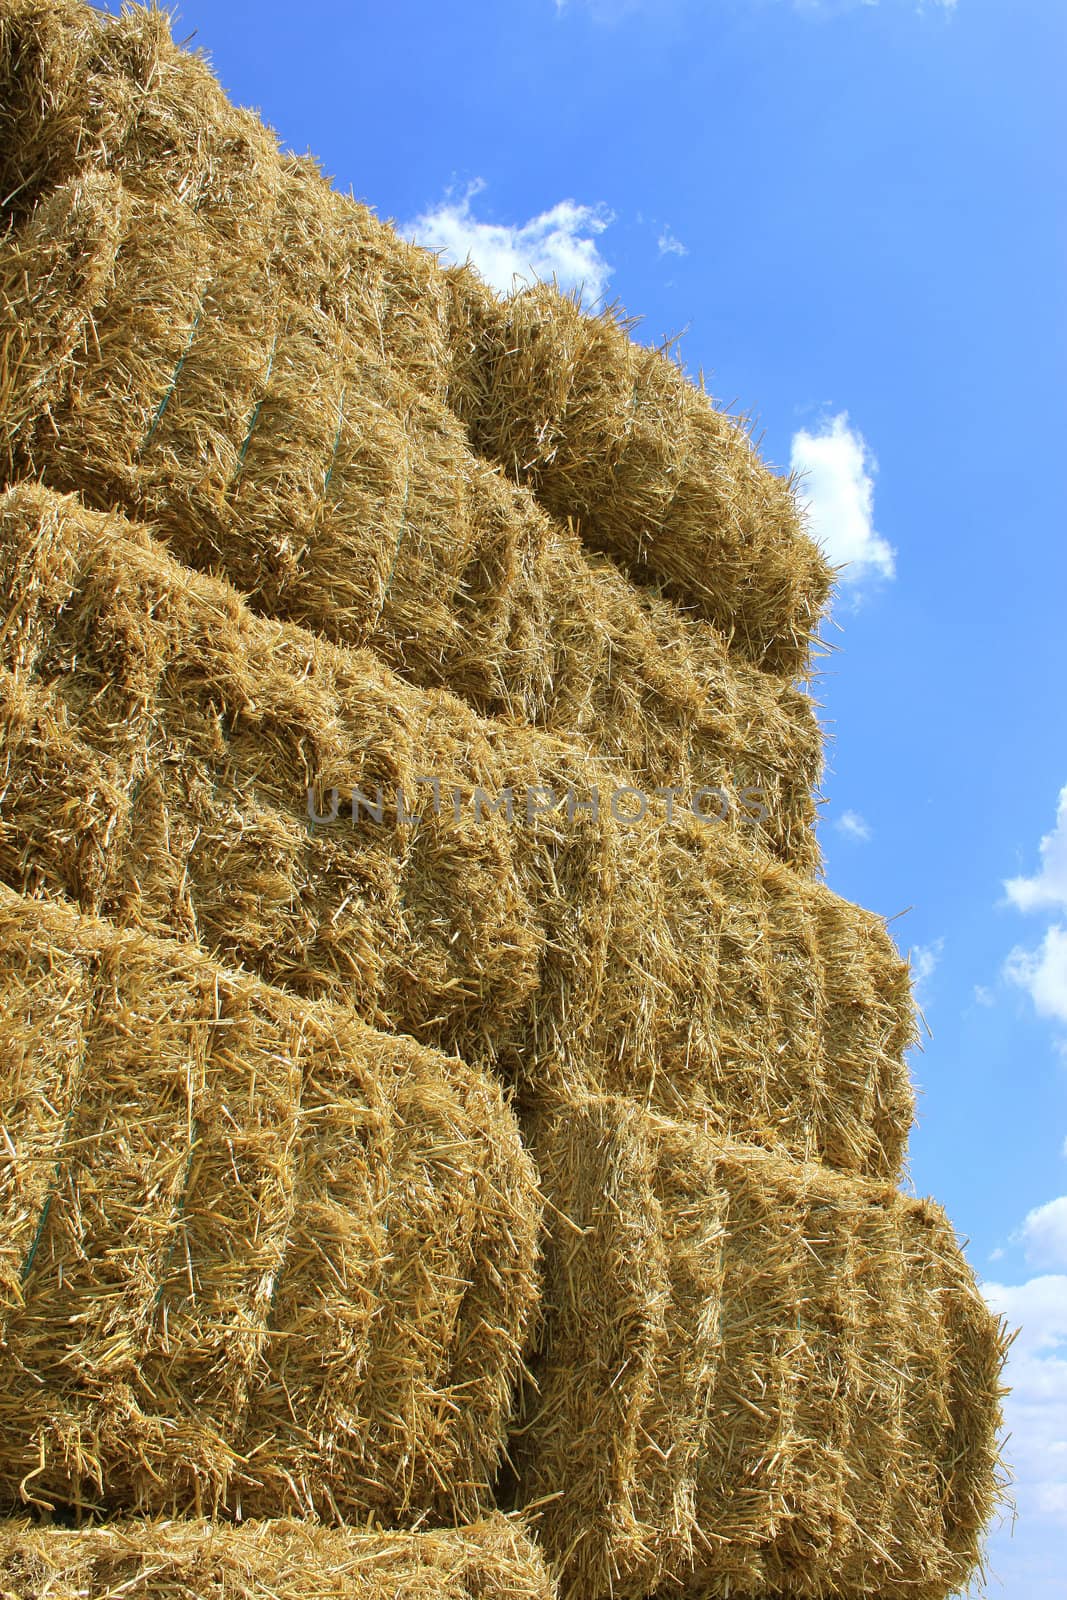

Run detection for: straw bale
[[0, 171, 125, 477], [513, 1095, 1007, 1600], [0, 1514, 554, 1600], [11, 191, 552, 717], [276, 154, 458, 405], [0, 885, 541, 1522], [1, 0, 830, 682], [0, 1, 450, 396], [1, 165, 822, 869], [0, 483, 912, 1177], [510, 538, 824, 873], [445, 276, 833, 676], [0, 0, 282, 230]]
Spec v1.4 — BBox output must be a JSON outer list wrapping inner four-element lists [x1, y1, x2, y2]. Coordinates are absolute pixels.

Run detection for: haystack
[[0, 484, 913, 1179], [0, 5, 1007, 1595], [0, 1514, 553, 1600], [0, 165, 822, 869], [0, 885, 541, 1522], [0, 0, 832, 678], [513, 1094, 1007, 1600]]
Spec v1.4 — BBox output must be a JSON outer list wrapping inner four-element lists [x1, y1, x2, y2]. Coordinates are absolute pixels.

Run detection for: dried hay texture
[[0, 0, 830, 684], [0, 484, 914, 1179], [0, 1514, 554, 1600], [0, 5, 1006, 1589], [0, 0, 452, 401], [513, 1094, 1008, 1600], [0, 884, 541, 1522], [446, 275, 832, 677], [0, 162, 823, 871]]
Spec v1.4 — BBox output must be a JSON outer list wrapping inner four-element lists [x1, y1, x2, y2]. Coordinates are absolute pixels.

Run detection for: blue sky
[[113, 0, 1065, 1589]]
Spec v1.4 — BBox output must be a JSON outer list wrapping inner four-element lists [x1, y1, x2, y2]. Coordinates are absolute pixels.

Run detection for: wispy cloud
[[984, 1272, 1067, 1534], [790, 413, 895, 585], [834, 808, 872, 842], [983, 1191, 1067, 1566], [404, 179, 614, 300], [998, 786, 1067, 1043], [1004, 926, 1067, 1025], [909, 937, 944, 1002], [1006, 786, 1067, 914], [1019, 1198, 1067, 1272], [657, 226, 687, 257]]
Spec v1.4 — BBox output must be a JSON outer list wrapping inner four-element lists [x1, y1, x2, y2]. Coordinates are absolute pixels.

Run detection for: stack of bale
[[0, 4, 1006, 1599]]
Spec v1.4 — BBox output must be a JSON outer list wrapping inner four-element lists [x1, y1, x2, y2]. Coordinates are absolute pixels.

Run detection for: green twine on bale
[[138, 305, 203, 457], [322, 386, 346, 498], [19, 1077, 84, 1286]]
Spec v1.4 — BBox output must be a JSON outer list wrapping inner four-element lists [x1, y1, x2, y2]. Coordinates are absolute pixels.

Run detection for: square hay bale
[[1, 165, 823, 870], [0, 0, 450, 397], [0, 484, 547, 1046], [446, 277, 833, 677], [0, 485, 913, 1180], [0, 1514, 554, 1600], [0, 170, 125, 473], [0, 885, 541, 1523], [514, 1095, 1007, 1600], [0, 0, 282, 232], [276, 153, 458, 406], [1, 0, 829, 685]]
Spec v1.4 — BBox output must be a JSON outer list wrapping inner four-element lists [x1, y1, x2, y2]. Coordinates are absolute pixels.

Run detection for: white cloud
[[835, 808, 871, 842], [1005, 786, 1067, 914], [1005, 926, 1067, 1025], [975, 984, 996, 1007], [1020, 1199, 1067, 1272], [909, 937, 944, 999], [657, 226, 687, 257], [790, 413, 895, 584], [405, 179, 614, 300], [983, 1274, 1067, 1533]]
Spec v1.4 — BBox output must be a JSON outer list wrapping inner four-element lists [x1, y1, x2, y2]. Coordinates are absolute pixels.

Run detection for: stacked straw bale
[[0, 0, 451, 401], [0, 885, 541, 1522], [0, 5, 1007, 1597], [445, 279, 832, 676], [0, 484, 914, 1179], [513, 1095, 1008, 1600], [0, 1515, 554, 1600], [0, 0, 830, 675], [0, 164, 822, 869]]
